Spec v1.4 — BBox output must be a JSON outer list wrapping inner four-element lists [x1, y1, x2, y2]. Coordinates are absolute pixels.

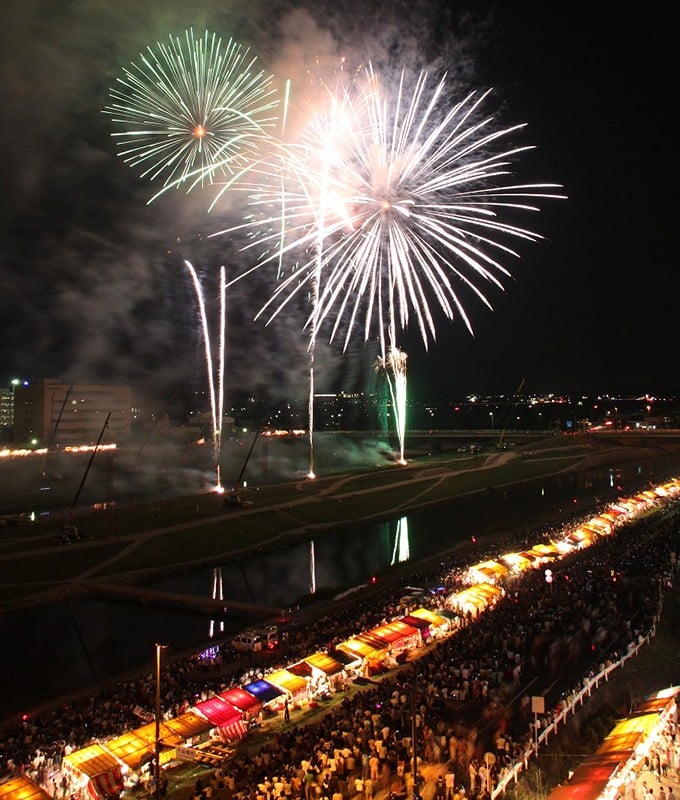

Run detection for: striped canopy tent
[[242, 678, 284, 706], [399, 613, 434, 642], [0, 776, 52, 800], [62, 743, 124, 800], [365, 620, 421, 653], [265, 669, 310, 700], [194, 696, 247, 742], [302, 652, 346, 677], [219, 686, 262, 715]]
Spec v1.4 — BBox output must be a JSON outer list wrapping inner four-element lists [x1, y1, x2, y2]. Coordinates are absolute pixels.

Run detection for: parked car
[[230, 631, 263, 652]]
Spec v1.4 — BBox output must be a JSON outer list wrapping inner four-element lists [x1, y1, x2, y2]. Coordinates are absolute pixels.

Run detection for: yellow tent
[[0, 777, 51, 800], [265, 669, 310, 698]]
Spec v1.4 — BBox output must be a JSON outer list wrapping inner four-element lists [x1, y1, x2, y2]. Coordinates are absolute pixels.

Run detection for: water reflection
[[390, 517, 410, 565], [1, 456, 679, 721]]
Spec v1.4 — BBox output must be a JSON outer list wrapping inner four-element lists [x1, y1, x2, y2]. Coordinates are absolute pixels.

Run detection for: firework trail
[[217, 77, 361, 478], [105, 29, 279, 202], [185, 260, 226, 490], [376, 347, 408, 463]]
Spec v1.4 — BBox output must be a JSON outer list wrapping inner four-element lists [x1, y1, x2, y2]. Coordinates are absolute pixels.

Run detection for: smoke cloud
[[0, 0, 492, 411]]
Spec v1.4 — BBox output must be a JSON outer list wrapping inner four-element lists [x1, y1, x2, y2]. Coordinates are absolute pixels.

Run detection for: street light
[[489, 411, 494, 431], [154, 643, 168, 799]]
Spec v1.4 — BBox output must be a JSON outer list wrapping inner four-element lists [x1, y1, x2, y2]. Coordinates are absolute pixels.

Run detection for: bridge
[[79, 580, 283, 621]]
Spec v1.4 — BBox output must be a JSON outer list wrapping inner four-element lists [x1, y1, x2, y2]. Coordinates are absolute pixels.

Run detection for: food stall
[[0, 776, 52, 800], [265, 669, 310, 704], [219, 686, 262, 726], [364, 620, 422, 656], [241, 678, 285, 717], [62, 743, 124, 800], [467, 560, 508, 584], [194, 696, 247, 742], [300, 652, 348, 693], [407, 607, 449, 637], [103, 728, 157, 772], [448, 582, 503, 617], [336, 636, 385, 675]]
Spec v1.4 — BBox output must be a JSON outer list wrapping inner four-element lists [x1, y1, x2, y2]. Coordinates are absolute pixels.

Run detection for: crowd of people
[[1, 496, 679, 800]]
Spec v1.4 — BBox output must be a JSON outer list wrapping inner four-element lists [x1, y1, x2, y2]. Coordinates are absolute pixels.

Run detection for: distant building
[[0, 388, 12, 442], [13, 379, 132, 447]]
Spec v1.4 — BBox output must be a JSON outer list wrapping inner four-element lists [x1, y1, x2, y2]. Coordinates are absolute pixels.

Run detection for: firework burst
[[105, 29, 279, 202], [216, 64, 564, 464]]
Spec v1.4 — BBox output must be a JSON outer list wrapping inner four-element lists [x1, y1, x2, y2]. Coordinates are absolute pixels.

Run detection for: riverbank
[[3, 434, 679, 615]]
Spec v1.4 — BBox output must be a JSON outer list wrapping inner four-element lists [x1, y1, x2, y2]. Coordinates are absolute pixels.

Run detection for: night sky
[[0, 1, 674, 408]]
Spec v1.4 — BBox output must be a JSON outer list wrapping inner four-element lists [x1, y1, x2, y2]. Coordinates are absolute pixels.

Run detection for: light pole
[[489, 411, 494, 431], [154, 643, 167, 799], [410, 685, 421, 800]]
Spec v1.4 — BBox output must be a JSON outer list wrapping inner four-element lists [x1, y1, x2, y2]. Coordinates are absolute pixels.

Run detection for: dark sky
[[0, 1, 674, 407]]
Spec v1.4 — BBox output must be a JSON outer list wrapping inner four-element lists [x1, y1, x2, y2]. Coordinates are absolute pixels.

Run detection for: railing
[[491, 604, 662, 799]]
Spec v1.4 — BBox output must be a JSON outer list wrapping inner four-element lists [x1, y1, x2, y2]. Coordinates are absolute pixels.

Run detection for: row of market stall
[[9, 478, 680, 800], [447, 478, 680, 618], [51, 607, 452, 800], [547, 687, 679, 800]]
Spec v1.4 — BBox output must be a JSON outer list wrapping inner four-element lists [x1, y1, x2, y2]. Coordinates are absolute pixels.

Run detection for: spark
[[104, 29, 279, 202]]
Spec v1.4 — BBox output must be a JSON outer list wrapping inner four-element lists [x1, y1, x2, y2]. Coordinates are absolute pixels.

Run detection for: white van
[[254, 625, 279, 650], [231, 631, 263, 652]]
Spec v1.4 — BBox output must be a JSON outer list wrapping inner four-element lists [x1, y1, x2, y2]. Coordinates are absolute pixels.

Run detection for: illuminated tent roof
[[63, 743, 121, 779], [102, 729, 154, 769], [547, 780, 610, 800], [409, 607, 448, 627], [530, 542, 562, 556], [0, 776, 52, 800], [265, 669, 309, 695], [356, 631, 390, 650], [303, 652, 346, 675], [500, 552, 532, 571], [287, 660, 313, 678], [596, 713, 660, 754], [337, 637, 383, 660], [220, 686, 261, 712], [399, 614, 431, 630], [449, 582, 503, 613], [194, 696, 243, 727], [468, 560, 508, 583], [242, 679, 284, 704], [63, 743, 124, 799], [366, 620, 421, 646], [330, 647, 363, 667], [162, 711, 212, 743]]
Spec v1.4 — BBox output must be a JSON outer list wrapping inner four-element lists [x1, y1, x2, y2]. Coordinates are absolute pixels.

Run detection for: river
[[1, 449, 679, 722]]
